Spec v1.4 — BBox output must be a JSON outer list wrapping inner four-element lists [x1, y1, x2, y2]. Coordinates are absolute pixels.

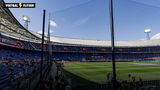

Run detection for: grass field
[[63, 62, 160, 87]]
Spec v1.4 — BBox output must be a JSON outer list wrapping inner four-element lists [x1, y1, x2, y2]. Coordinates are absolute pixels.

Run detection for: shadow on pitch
[[62, 69, 97, 87]]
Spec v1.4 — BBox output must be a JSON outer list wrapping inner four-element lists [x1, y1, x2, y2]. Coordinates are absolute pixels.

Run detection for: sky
[[3, 0, 160, 41]]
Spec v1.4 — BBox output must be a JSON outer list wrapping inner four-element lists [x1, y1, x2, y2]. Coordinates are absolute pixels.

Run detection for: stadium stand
[[1, 0, 160, 89], [0, 1, 51, 90]]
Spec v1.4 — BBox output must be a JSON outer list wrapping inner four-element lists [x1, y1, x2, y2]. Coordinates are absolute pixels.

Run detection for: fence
[[0, 63, 52, 90], [72, 80, 160, 90]]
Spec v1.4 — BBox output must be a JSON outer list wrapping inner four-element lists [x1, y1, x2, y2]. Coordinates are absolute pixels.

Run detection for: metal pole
[[109, 0, 117, 90], [146, 32, 150, 40], [25, 21, 29, 30], [47, 13, 50, 63], [40, 10, 46, 82], [48, 13, 51, 44], [47, 13, 52, 65]]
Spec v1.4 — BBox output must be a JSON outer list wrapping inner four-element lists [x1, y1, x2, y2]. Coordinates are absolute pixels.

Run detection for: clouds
[[50, 30, 54, 33], [50, 20, 58, 27], [37, 31, 42, 34], [37, 30, 48, 35], [72, 17, 89, 27], [36, 20, 56, 35], [37, 29, 54, 36], [151, 33, 160, 40]]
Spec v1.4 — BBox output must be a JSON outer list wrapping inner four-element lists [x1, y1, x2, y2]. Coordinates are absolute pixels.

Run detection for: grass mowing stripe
[[63, 62, 160, 86]]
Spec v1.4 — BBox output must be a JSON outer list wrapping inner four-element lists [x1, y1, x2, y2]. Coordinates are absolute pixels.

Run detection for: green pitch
[[63, 62, 160, 86]]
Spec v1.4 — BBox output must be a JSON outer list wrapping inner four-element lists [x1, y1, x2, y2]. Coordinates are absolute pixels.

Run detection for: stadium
[[1, 0, 160, 90]]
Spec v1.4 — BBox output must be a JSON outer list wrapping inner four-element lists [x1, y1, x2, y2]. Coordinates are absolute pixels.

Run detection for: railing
[[72, 80, 160, 90], [0, 63, 51, 90]]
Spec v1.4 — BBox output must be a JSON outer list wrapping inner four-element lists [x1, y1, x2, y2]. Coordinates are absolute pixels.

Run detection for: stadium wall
[[0, 33, 160, 62]]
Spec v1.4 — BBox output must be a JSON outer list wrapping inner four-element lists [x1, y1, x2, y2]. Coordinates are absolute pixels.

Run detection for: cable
[[50, 0, 95, 14], [128, 0, 160, 9]]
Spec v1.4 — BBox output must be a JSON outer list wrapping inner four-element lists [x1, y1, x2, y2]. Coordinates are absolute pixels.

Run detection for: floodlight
[[144, 29, 151, 40], [144, 29, 151, 33], [23, 16, 30, 22], [22, 16, 30, 30]]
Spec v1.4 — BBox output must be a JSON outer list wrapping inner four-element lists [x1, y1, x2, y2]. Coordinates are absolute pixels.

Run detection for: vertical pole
[[47, 13, 52, 65], [47, 13, 50, 64], [48, 13, 51, 44], [147, 32, 150, 40], [40, 10, 46, 82], [109, 0, 117, 90], [0, 33, 2, 42], [24, 21, 28, 30]]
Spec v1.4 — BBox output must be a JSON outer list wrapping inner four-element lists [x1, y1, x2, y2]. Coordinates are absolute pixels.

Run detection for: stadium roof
[[0, 0, 41, 42], [30, 32, 160, 47], [1, 0, 160, 47], [31, 28, 160, 47], [49, 36, 160, 47]]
